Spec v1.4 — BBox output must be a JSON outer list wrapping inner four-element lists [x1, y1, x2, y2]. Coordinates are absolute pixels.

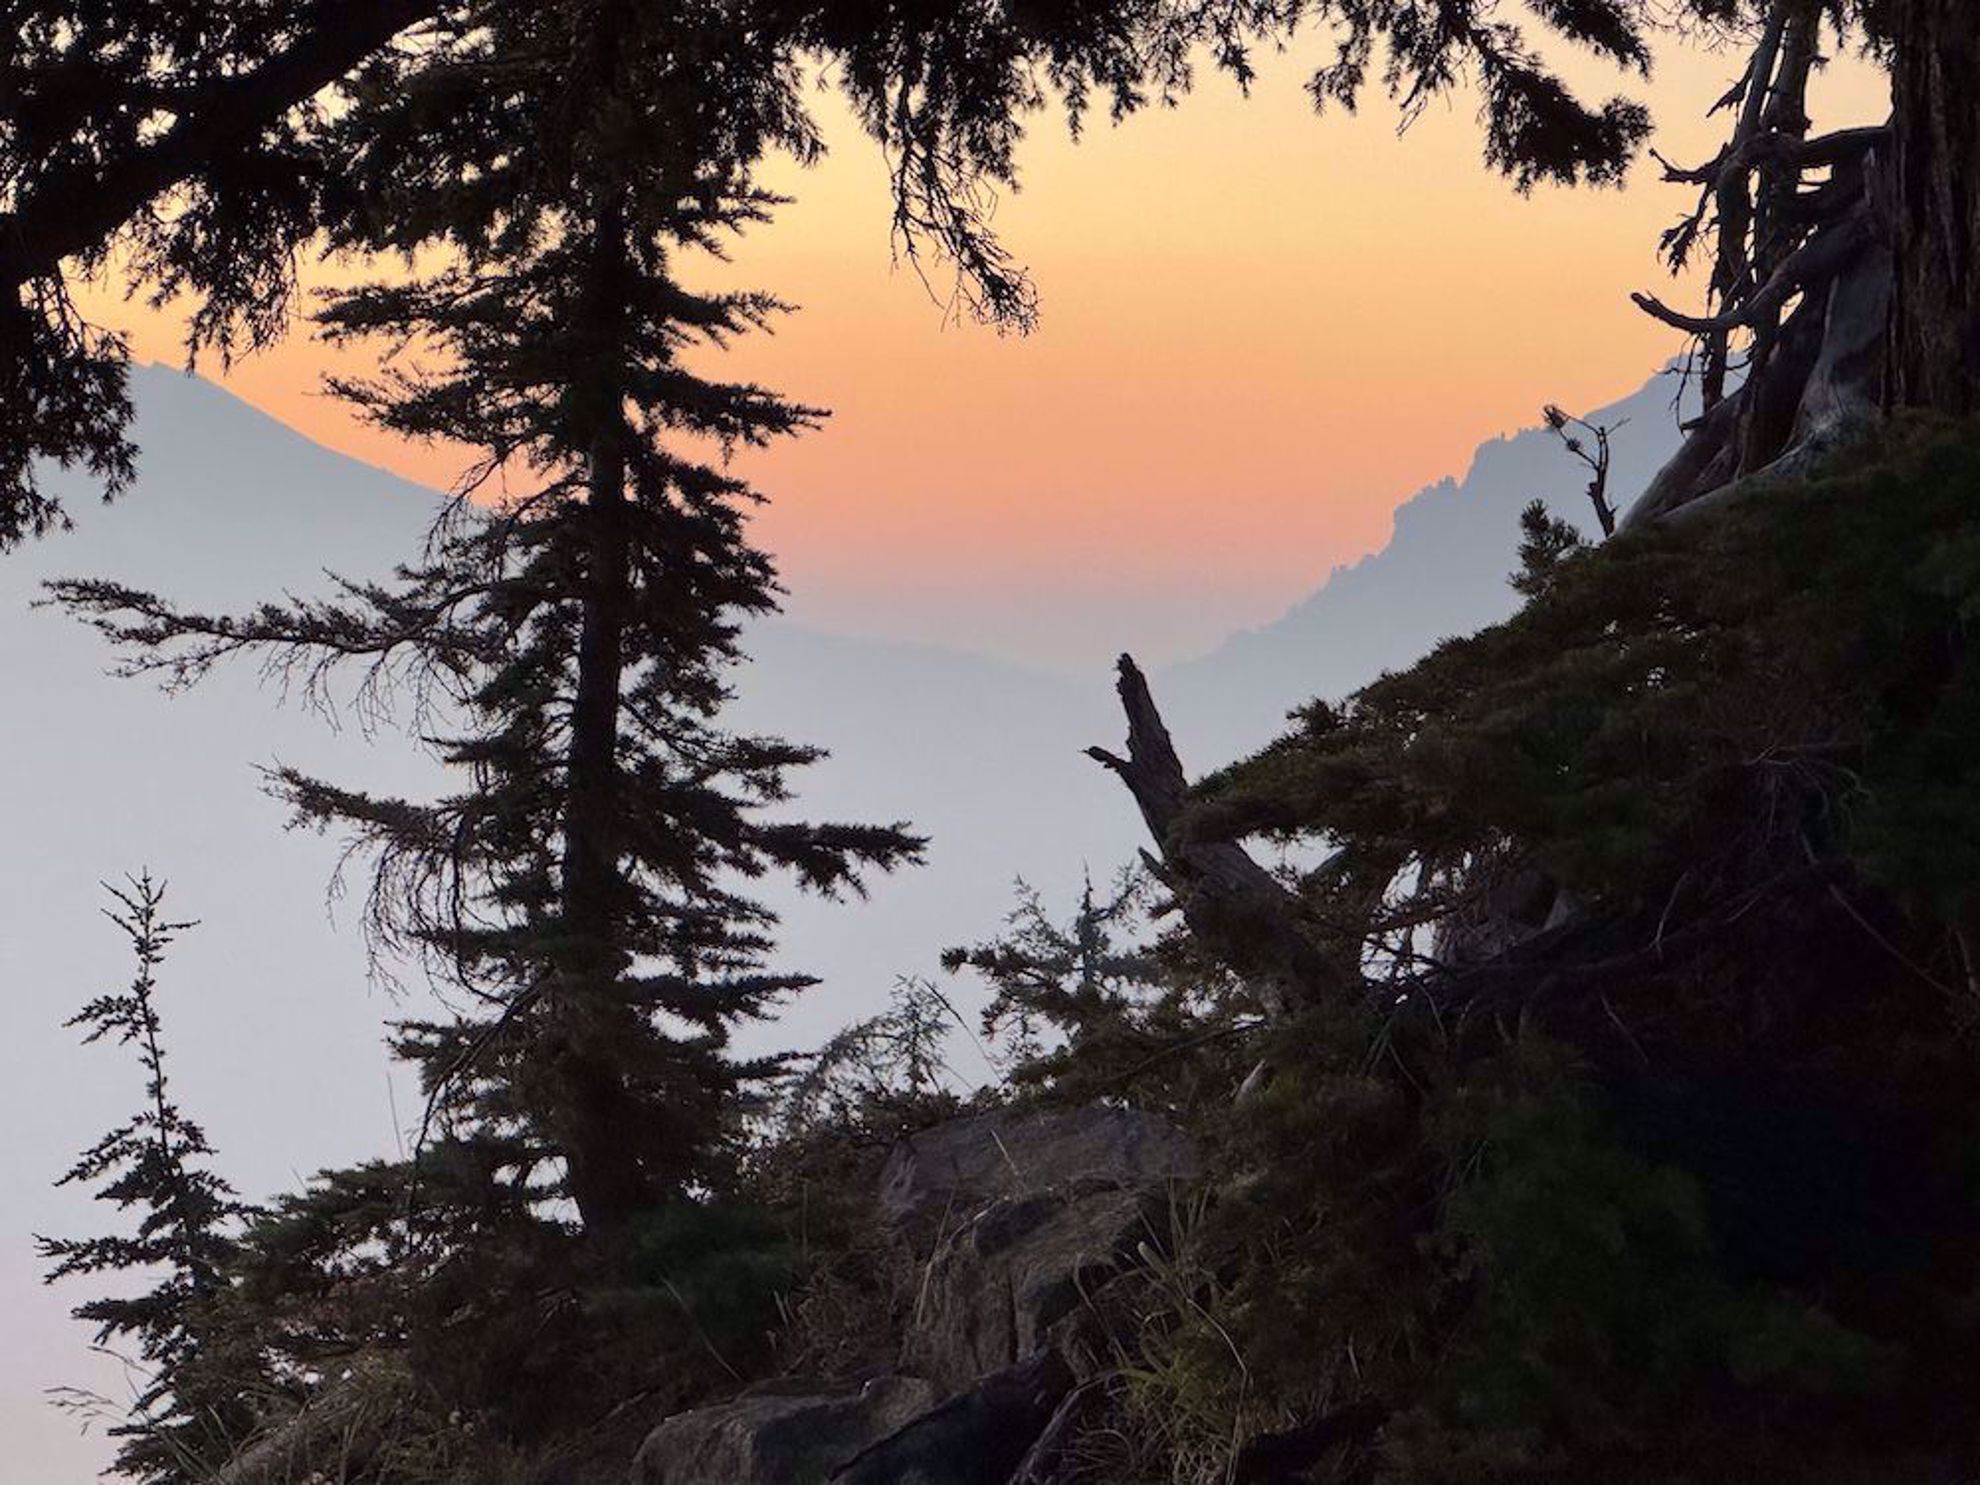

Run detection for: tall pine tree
[[53, 4, 919, 1237]]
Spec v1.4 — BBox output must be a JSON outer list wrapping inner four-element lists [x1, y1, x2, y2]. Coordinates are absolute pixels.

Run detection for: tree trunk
[[550, 436, 652, 1236], [1888, 0, 1980, 415], [545, 212, 651, 1237]]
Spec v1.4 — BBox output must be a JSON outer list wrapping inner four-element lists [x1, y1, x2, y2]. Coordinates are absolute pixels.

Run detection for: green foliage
[[1846, 515, 1980, 938], [629, 1201, 796, 1372], [1167, 1009, 1435, 1443], [1193, 419, 1980, 925], [946, 868, 1163, 1070], [1091, 1011, 1921, 1483], [782, 975, 969, 1134], [942, 868, 1252, 1115], [212, 1163, 814, 1472]]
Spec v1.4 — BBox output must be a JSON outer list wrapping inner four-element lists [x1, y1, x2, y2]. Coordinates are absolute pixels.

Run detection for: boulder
[[880, 1106, 1199, 1256], [1008, 1379, 1112, 1485], [830, 1351, 1075, 1485], [883, 1107, 1198, 1392], [634, 1107, 1199, 1485], [906, 1181, 1145, 1391], [632, 1371, 938, 1485]]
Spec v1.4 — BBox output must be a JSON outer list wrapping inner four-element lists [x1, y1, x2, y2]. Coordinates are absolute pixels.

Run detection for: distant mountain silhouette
[[0, 361, 1687, 1475], [1161, 369, 1695, 767]]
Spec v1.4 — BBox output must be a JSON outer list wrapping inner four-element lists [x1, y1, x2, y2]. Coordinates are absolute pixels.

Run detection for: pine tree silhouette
[[39, 874, 255, 1483], [51, 8, 924, 1238]]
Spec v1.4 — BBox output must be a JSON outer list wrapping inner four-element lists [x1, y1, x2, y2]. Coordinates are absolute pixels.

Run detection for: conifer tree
[[944, 870, 1163, 1070], [52, 4, 920, 1238], [39, 874, 255, 1483], [1511, 497, 1591, 600], [779, 975, 963, 1134], [938, 867, 1250, 1110]]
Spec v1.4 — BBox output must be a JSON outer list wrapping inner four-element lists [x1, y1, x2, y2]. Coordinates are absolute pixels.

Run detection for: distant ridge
[[1160, 368, 1695, 767]]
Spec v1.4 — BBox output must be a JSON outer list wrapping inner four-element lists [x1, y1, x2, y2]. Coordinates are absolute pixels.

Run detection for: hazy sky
[[79, 33, 1887, 668]]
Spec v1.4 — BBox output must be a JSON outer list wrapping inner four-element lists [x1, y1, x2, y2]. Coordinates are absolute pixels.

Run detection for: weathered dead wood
[[1627, 202, 1892, 532], [1658, 125, 1890, 187], [1734, 270, 1829, 474], [1624, 0, 1899, 530], [1789, 220, 1892, 447], [1619, 392, 1744, 531], [1543, 405, 1623, 537], [1087, 655, 1336, 1021], [1633, 207, 1873, 339]]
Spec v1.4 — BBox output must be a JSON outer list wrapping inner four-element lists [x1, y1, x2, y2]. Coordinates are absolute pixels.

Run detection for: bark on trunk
[[1888, 0, 1980, 415], [551, 433, 651, 1235]]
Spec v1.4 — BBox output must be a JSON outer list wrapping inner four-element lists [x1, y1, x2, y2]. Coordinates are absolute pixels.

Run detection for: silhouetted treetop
[[39, 875, 256, 1482], [3, 0, 1715, 545]]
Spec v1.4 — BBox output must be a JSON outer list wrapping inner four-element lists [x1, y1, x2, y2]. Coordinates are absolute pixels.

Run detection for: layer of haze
[[78, 32, 1887, 669]]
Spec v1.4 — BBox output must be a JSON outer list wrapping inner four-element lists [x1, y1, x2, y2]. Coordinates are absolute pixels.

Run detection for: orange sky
[[80, 31, 1889, 669]]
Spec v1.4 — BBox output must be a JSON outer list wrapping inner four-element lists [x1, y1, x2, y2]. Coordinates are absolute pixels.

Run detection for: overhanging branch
[[0, 0, 438, 289]]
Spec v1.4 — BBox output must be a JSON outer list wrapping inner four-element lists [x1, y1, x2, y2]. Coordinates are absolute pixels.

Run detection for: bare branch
[[1089, 654, 1340, 1021]]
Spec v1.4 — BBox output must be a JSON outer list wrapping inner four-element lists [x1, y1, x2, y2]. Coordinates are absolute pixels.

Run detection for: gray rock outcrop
[[632, 1371, 938, 1485]]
